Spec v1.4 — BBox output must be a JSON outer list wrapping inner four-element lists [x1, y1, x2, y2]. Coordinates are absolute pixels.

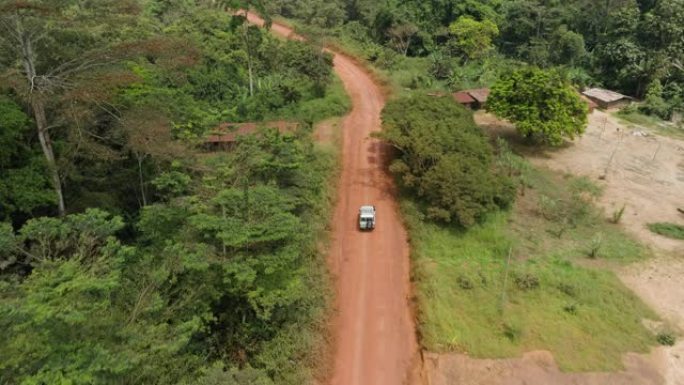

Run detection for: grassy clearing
[[615, 109, 684, 139], [406, 165, 658, 372], [648, 222, 684, 240]]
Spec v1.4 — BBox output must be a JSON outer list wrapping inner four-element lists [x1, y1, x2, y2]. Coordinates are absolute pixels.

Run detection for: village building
[[452, 88, 490, 110], [452, 91, 477, 109], [203, 121, 299, 151], [581, 88, 632, 110], [580, 94, 598, 113]]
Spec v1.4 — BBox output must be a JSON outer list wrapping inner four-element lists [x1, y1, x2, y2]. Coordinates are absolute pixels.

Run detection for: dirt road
[[246, 14, 419, 385]]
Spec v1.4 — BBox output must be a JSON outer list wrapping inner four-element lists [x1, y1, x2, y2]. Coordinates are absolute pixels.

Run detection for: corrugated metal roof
[[582, 88, 628, 103], [453, 91, 476, 104], [205, 121, 298, 143], [465, 88, 490, 103]]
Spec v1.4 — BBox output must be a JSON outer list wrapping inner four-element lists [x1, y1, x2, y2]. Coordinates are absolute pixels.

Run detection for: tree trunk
[[403, 36, 411, 57], [137, 154, 148, 207], [32, 99, 66, 216], [17, 18, 66, 215], [241, 10, 255, 97], [247, 55, 255, 97], [31, 100, 65, 216]]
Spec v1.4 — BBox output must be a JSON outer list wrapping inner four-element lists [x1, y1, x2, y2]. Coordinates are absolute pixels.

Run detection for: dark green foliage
[[1, 129, 332, 384], [488, 67, 588, 146], [514, 272, 540, 291], [271, 0, 684, 118], [0, 2, 340, 382], [457, 275, 475, 290], [381, 94, 515, 226], [0, 97, 54, 218], [563, 303, 578, 315], [657, 332, 676, 346]]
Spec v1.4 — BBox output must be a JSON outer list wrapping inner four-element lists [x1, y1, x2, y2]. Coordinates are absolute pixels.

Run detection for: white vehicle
[[358, 205, 376, 230]]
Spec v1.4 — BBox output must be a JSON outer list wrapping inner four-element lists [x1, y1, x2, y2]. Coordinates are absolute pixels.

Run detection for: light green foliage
[[189, 185, 299, 252], [406, 164, 656, 371], [381, 94, 515, 226], [1, 209, 213, 384], [152, 170, 192, 199], [448, 16, 498, 61], [640, 80, 671, 119], [488, 67, 588, 146]]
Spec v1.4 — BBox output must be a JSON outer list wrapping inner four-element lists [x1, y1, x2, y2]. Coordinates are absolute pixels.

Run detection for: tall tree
[[0, 1, 196, 215], [488, 67, 588, 146], [0, 1, 140, 215], [447, 16, 499, 62]]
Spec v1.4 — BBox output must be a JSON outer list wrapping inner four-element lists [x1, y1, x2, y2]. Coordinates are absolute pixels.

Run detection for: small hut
[[582, 88, 632, 110], [466, 88, 490, 109], [452, 88, 490, 110], [452, 91, 477, 109], [204, 121, 299, 151]]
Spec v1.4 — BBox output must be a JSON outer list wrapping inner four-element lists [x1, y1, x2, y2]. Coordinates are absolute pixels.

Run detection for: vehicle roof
[[359, 205, 375, 213]]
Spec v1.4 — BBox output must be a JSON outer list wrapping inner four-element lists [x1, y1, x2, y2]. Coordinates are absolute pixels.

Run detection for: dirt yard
[[475, 109, 684, 256], [423, 110, 684, 385]]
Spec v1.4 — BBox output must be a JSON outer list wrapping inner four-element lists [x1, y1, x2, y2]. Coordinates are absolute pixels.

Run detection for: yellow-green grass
[[405, 167, 658, 372], [615, 109, 684, 139], [648, 222, 684, 240]]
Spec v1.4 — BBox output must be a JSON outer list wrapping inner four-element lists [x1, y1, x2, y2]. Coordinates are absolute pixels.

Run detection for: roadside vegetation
[[615, 107, 684, 140], [0, 1, 347, 384], [380, 94, 515, 227], [404, 159, 658, 371], [267, 0, 677, 373], [380, 94, 657, 372]]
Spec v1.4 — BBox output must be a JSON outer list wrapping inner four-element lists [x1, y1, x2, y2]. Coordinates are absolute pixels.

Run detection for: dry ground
[[423, 110, 684, 385]]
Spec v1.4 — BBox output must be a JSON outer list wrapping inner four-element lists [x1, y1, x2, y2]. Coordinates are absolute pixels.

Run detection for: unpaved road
[[246, 14, 419, 385]]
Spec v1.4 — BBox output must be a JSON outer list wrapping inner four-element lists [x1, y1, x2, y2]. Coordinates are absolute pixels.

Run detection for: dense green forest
[[0, 1, 342, 384], [268, 0, 684, 119]]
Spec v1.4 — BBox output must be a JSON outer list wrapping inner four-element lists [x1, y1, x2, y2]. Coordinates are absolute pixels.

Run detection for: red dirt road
[[246, 14, 419, 385]]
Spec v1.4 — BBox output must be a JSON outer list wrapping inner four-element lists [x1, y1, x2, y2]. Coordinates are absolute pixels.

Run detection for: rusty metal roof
[[453, 91, 476, 104], [466, 88, 490, 103], [582, 88, 629, 103], [205, 121, 299, 143]]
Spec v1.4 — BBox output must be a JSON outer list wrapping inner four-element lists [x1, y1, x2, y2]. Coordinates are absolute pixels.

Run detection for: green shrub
[[656, 332, 676, 346], [502, 321, 523, 342], [587, 234, 603, 258], [647, 222, 684, 240], [381, 94, 516, 227], [563, 304, 578, 315], [457, 275, 475, 290], [610, 205, 626, 224], [558, 283, 577, 297], [514, 272, 540, 290]]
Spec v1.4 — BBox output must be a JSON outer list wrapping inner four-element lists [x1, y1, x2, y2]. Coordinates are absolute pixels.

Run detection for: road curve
[[246, 13, 418, 385]]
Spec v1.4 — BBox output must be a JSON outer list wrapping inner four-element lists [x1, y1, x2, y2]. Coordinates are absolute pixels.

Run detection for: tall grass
[[405, 166, 658, 372], [648, 222, 684, 240]]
